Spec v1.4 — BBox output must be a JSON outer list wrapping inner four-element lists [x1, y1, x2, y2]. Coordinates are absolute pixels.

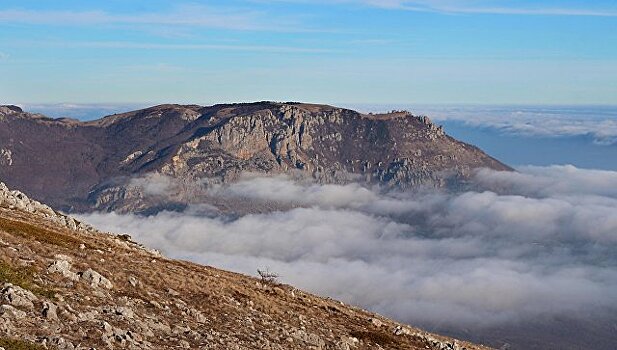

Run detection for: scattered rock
[[48, 259, 79, 281], [128, 276, 139, 287], [80, 268, 113, 289], [101, 321, 136, 346], [0, 182, 95, 232], [187, 307, 207, 323], [77, 310, 99, 322], [292, 329, 326, 348], [1, 283, 37, 309], [104, 305, 134, 319], [41, 301, 58, 320], [369, 317, 383, 328], [39, 336, 76, 350], [0, 304, 27, 319], [393, 325, 411, 336]]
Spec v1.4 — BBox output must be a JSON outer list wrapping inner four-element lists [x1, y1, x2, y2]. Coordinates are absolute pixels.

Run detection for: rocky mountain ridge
[[0, 102, 509, 213], [0, 181, 492, 350]]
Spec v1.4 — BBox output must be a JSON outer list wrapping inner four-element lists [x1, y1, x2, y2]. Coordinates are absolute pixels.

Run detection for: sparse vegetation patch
[[257, 268, 280, 285], [0, 259, 56, 299], [0, 337, 51, 350], [0, 217, 81, 248]]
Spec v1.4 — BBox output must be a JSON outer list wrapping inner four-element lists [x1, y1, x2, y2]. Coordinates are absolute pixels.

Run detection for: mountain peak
[[0, 102, 510, 212]]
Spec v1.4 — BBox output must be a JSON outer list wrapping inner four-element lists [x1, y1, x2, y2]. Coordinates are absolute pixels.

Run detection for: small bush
[[116, 233, 134, 243], [257, 268, 280, 285]]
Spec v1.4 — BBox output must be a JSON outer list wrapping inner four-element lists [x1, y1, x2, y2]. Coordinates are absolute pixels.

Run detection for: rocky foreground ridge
[[0, 103, 508, 213], [0, 182, 491, 350]]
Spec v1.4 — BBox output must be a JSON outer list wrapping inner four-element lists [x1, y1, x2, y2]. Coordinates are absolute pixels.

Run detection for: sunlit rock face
[[0, 102, 509, 213]]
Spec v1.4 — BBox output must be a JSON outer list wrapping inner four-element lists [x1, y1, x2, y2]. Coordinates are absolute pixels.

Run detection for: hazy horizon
[[12, 102, 617, 171]]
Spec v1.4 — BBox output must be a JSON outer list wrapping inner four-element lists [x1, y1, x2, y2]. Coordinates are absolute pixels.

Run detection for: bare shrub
[[257, 268, 280, 285]]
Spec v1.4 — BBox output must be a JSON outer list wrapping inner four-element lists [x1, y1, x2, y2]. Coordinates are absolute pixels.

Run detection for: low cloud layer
[[128, 173, 178, 196], [353, 104, 617, 145], [19, 103, 149, 121], [80, 165, 617, 342], [428, 106, 617, 146]]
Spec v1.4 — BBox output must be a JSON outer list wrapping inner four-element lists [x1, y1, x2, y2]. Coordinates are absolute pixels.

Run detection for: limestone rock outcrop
[[0, 182, 93, 232]]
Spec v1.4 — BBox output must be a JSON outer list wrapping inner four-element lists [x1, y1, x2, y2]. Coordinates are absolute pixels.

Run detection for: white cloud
[[212, 174, 380, 208], [351, 105, 617, 145], [43, 41, 333, 54], [79, 165, 617, 346], [129, 173, 176, 196], [475, 165, 617, 198]]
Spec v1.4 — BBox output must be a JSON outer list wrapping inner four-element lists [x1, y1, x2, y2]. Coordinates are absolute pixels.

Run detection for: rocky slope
[[0, 182, 492, 350], [0, 103, 509, 213]]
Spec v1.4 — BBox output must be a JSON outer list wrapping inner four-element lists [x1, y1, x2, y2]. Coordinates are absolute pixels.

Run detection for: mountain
[[0, 181, 491, 350], [0, 103, 509, 213]]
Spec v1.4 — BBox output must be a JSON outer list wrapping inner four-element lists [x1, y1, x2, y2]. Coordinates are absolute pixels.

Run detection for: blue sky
[[1, 0, 616, 104]]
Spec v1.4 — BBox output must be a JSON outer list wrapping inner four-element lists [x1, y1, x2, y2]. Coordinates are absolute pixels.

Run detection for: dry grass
[[0, 259, 35, 288], [0, 337, 52, 350], [0, 217, 81, 248], [0, 258, 56, 299]]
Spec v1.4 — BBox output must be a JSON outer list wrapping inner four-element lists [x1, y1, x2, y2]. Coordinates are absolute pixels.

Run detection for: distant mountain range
[[0, 102, 509, 213]]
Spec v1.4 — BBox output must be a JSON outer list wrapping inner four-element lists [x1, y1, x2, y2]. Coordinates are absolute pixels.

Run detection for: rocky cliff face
[[0, 103, 509, 212], [0, 182, 492, 350]]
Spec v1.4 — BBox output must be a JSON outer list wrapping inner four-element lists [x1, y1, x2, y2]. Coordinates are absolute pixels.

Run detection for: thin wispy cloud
[[0, 4, 302, 31], [375, 1, 617, 16], [282, 0, 617, 16], [30, 40, 334, 54]]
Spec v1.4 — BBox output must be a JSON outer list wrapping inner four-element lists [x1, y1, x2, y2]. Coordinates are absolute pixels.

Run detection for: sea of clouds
[[427, 106, 617, 146], [19, 103, 148, 121], [351, 104, 617, 146], [80, 165, 617, 338]]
